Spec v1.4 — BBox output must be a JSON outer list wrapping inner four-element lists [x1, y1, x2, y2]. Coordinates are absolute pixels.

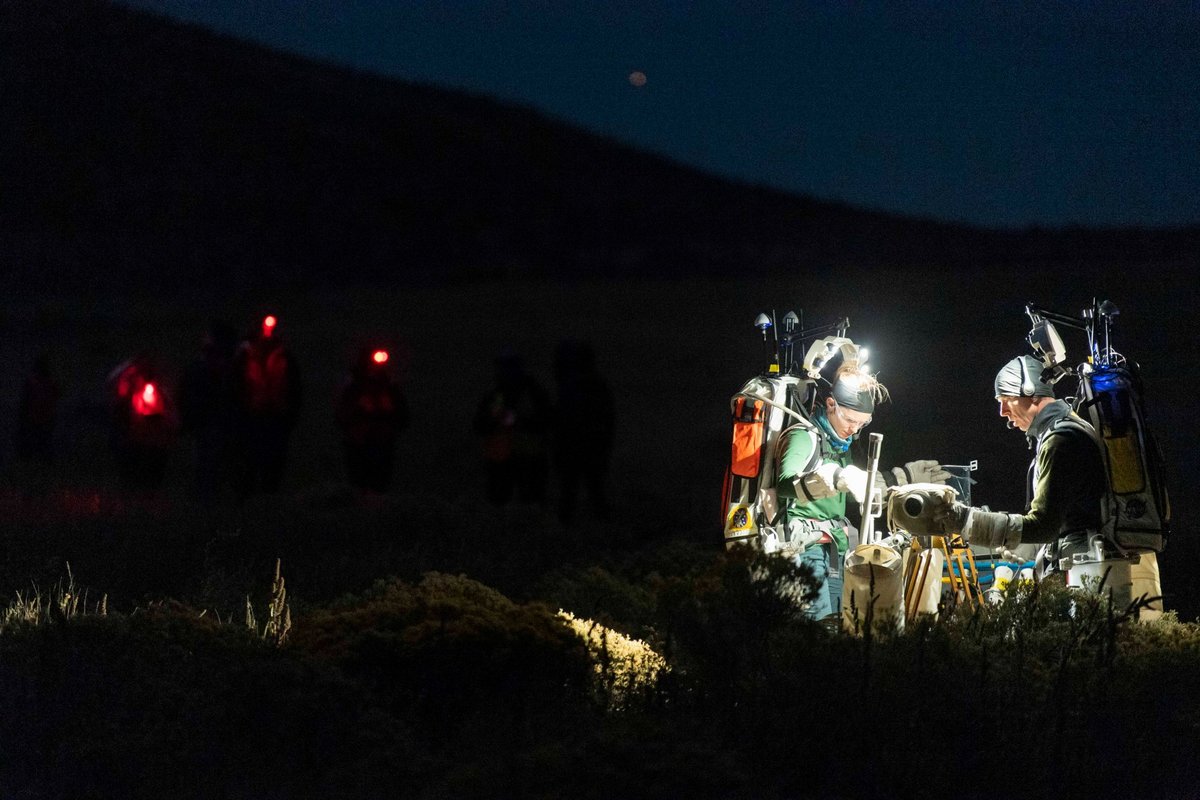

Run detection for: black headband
[[831, 377, 874, 413]]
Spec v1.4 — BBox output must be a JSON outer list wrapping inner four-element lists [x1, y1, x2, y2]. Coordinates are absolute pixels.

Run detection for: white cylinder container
[[986, 564, 1015, 605], [1065, 554, 1134, 610], [904, 547, 944, 618], [1129, 551, 1164, 622], [842, 543, 905, 633]]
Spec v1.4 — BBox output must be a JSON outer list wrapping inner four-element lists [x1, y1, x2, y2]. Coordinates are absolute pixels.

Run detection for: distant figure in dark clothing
[[552, 340, 615, 524], [106, 353, 178, 494], [179, 321, 238, 502], [230, 316, 302, 498], [337, 347, 409, 493], [16, 354, 61, 464], [472, 352, 551, 506]]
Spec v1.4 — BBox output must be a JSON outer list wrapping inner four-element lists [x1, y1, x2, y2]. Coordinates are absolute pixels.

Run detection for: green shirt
[[775, 423, 853, 552]]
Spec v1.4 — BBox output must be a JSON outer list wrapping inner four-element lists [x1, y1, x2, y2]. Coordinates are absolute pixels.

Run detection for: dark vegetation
[[3, 512, 1200, 799], [3, 1, 1200, 797]]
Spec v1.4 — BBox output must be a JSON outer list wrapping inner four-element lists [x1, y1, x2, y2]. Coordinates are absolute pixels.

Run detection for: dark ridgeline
[[3, 0, 1198, 297]]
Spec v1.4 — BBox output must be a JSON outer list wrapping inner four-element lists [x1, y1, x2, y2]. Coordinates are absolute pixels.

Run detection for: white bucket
[[1065, 554, 1134, 610], [842, 543, 905, 633], [1130, 551, 1164, 622], [985, 564, 1015, 605], [904, 547, 944, 618]]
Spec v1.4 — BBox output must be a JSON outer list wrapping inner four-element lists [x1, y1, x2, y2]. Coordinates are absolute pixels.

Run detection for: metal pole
[[860, 432, 883, 545]]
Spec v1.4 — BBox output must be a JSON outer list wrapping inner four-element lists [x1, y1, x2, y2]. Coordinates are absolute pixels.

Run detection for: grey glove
[[962, 508, 1023, 549], [935, 500, 972, 534], [873, 472, 888, 496], [892, 460, 952, 485]]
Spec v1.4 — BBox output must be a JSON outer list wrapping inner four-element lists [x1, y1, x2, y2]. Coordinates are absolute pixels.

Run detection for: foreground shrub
[[288, 572, 594, 742], [647, 556, 1200, 800], [653, 547, 823, 707], [0, 602, 419, 799], [7, 528, 1200, 798]]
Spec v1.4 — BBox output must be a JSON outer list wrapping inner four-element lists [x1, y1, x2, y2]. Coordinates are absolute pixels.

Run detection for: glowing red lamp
[[133, 382, 163, 415]]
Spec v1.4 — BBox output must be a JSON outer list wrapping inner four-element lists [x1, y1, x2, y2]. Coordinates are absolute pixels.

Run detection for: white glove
[[801, 464, 876, 505], [891, 460, 952, 485], [962, 508, 1023, 550], [835, 465, 873, 503], [998, 548, 1024, 564], [835, 464, 870, 505]]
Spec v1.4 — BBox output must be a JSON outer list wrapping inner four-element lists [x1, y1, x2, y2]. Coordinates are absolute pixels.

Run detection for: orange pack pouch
[[730, 397, 765, 478]]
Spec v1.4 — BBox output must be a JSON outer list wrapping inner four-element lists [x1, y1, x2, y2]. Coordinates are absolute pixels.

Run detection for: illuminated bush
[[558, 609, 668, 708]]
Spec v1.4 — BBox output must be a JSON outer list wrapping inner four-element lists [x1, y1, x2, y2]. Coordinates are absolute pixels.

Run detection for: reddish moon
[[628, 71, 647, 87]]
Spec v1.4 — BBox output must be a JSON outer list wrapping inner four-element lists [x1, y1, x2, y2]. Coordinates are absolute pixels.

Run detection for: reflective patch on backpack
[[726, 504, 754, 534]]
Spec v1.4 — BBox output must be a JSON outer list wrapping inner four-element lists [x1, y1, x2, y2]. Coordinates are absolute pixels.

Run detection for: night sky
[[118, 0, 1200, 229]]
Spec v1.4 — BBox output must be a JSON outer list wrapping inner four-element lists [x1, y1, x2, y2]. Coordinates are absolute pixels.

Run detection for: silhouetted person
[[106, 353, 178, 495], [16, 354, 60, 464], [179, 321, 238, 502], [337, 347, 409, 493], [472, 352, 550, 506], [230, 316, 302, 498], [552, 340, 615, 524]]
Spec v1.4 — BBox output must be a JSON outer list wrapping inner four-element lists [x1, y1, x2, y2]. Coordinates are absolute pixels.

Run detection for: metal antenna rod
[[861, 432, 884, 545], [1099, 299, 1119, 364]]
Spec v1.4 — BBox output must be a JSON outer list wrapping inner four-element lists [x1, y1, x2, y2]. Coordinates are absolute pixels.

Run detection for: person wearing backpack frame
[[774, 363, 950, 620], [938, 355, 1107, 576]]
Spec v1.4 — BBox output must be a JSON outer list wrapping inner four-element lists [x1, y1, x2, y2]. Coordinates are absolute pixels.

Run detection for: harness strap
[[789, 516, 848, 533]]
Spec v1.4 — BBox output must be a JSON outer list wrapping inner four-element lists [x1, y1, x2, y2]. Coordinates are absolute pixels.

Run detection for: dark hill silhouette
[[2, 0, 1197, 294]]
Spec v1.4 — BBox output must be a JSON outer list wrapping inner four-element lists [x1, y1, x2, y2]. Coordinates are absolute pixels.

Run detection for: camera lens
[[904, 495, 924, 518]]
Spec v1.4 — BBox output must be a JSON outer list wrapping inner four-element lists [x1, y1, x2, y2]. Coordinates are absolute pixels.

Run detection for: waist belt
[[779, 517, 851, 578], [789, 517, 847, 533], [1043, 529, 1099, 575], [782, 516, 849, 547]]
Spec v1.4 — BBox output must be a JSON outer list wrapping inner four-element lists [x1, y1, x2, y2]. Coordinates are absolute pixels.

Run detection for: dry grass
[[0, 564, 106, 631], [244, 558, 293, 647]]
